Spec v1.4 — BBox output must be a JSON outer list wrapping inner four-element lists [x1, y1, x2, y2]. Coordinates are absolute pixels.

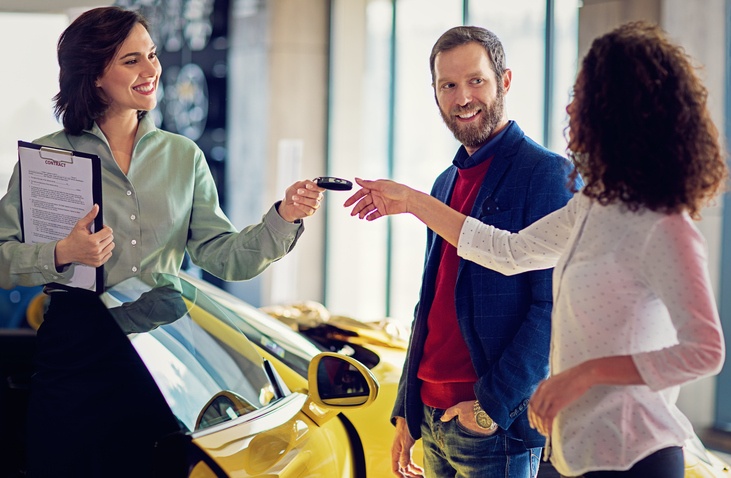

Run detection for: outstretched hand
[[344, 178, 414, 221], [54, 204, 115, 269], [344, 177, 467, 247], [277, 179, 325, 223]]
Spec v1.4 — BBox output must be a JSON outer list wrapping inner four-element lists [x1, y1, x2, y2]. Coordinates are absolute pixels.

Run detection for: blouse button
[[130, 214, 136, 221], [132, 266, 138, 273], [131, 240, 137, 246], [126, 190, 132, 196]]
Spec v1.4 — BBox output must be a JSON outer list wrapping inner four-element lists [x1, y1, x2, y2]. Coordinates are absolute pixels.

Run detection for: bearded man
[[387, 26, 579, 478]]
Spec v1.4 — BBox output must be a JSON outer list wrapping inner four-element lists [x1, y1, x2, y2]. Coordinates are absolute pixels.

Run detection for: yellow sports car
[[0, 272, 727, 477], [0, 272, 410, 477]]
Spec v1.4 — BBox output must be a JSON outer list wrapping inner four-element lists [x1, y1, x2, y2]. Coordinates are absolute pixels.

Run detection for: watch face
[[475, 410, 493, 429]]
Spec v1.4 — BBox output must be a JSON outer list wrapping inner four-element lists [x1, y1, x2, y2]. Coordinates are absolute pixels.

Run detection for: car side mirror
[[307, 352, 378, 408]]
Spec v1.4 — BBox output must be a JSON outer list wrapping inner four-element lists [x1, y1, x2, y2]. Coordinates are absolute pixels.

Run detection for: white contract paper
[[18, 141, 103, 293]]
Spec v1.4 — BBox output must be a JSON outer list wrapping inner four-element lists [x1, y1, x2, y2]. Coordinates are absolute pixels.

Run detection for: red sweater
[[418, 157, 492, 409]]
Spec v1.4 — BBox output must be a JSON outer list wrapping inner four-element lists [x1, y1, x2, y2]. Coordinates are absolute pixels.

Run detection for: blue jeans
[[421, 404, 541, 478]]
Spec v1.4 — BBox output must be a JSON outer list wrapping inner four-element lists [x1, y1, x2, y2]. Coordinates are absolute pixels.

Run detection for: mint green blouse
[[0, 115, 302, 289]]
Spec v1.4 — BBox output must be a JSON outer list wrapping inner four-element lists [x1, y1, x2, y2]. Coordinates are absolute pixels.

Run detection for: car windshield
[[101, 273, 295, 433], [180, 272, 325, 376]]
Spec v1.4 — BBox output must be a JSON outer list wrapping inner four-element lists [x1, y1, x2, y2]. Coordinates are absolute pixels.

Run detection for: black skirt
[[26, 290, 181, 478]]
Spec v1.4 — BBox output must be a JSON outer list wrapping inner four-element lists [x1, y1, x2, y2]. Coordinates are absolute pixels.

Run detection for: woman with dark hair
[[345, 21, 726, 478], [0, 6, 323, 476]]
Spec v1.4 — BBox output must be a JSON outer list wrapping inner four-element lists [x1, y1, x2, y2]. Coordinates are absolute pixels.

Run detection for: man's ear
[[502, 68, 512, 94]]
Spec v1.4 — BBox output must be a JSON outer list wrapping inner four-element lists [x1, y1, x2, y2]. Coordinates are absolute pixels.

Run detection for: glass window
[[389, 0, 463, 320], [0, 13, 66, 194], [469, 1, 547, 146], [326, 0, 579, 324], [134, 317, 269, 432], [105, 274, 280, 433], [187, 273, 325, 376], [550, 0, 580, 153], [326, 0, 393, 319]]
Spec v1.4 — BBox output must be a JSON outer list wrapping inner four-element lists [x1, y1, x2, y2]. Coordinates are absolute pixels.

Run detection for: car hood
[[260, 302, 410, 385]]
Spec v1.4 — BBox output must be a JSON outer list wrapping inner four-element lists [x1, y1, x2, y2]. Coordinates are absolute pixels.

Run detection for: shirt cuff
[[38, 241, 74, 283], [266, 202, 303, 236], [633, 351, 670, 391]]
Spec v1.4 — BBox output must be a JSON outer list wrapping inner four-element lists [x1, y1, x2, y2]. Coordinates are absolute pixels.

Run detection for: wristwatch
[[473, 400, 498, 431]]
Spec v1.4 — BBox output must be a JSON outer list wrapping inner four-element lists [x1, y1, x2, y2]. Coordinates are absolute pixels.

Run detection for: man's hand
[[391, 417, 424, 477], [441, 400, 499, 436], [55, 204, 114, 269], [277, 180, 325, 223]]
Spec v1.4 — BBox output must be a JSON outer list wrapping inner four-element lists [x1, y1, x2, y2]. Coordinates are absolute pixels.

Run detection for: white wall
[[0, 14, 67, 193], [579, 0, 727, 431]]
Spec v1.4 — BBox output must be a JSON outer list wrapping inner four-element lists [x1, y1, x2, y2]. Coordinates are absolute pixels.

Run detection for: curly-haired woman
[[344, 21, 727, 478]]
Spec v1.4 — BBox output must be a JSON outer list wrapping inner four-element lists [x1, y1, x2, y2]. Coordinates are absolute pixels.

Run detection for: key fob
[[314, 177, 353, 191]]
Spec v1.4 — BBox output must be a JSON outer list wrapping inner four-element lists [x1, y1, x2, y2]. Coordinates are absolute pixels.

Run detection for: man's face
[[433, 42, 510, 155]]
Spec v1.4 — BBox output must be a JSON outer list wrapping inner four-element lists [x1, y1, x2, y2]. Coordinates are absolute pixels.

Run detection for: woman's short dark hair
[[568, 21, 727, 219], [429, 26, 506, 85], [54, 7, 149, 135]]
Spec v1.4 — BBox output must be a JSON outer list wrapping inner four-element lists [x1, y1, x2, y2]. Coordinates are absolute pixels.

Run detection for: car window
[[102, 274, 279, 433], [181, 272, 325, 377]]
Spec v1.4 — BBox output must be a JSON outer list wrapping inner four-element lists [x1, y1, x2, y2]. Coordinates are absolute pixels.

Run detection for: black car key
[[314, 177, 353, 191]]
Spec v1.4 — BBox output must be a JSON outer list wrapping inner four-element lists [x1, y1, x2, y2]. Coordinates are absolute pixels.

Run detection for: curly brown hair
[[567, 21, 727, 219]]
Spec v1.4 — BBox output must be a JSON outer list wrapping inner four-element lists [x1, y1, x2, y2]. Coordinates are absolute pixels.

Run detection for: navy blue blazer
[[391, 121, 578, 448]]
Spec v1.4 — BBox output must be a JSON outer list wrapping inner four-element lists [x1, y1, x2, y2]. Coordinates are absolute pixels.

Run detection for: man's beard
[[440, 87, 505, 150]]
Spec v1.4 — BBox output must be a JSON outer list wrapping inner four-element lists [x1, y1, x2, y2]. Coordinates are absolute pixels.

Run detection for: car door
[[104, 274, 364, 477]]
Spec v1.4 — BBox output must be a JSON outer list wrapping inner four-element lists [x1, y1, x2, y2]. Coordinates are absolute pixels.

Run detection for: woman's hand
[[277, 180, 325, 222], [528, 356, 642, 436], [54, 204, 114, 269], [344, 177, 467, 248], [344, 178, 414, 221], [528, 366, 591, 437]]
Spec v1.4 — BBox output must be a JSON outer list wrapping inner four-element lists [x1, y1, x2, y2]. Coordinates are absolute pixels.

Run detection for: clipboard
[[17, 140, 104, 293]]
